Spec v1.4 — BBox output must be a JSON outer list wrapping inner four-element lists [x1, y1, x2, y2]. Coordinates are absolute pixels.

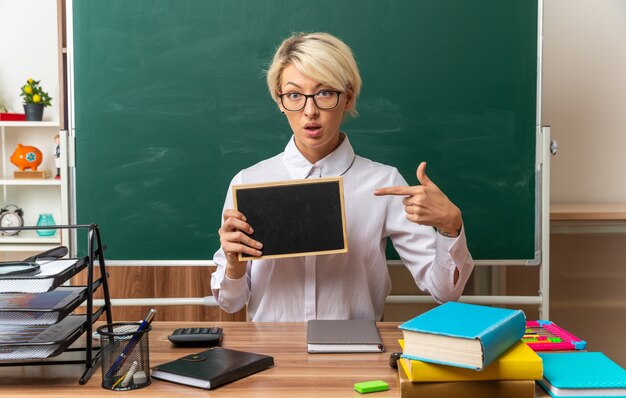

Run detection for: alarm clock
[[0, 204, 24, 236]]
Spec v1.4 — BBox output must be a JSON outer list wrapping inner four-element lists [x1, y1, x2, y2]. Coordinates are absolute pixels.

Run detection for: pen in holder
[[98, 322, 152, 390]]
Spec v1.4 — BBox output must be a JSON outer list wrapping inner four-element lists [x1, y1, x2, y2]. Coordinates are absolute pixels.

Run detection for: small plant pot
[[24, 103, 44, 121]]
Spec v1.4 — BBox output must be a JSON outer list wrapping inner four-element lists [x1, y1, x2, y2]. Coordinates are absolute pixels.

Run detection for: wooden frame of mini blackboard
[[233, 177, 348, 261]]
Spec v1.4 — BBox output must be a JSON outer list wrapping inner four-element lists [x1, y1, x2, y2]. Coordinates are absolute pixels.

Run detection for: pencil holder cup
[[98, 322, 152, 391]]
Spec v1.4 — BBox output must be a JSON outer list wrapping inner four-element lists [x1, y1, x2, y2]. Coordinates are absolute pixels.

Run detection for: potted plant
[[20, 78, 52, 121]]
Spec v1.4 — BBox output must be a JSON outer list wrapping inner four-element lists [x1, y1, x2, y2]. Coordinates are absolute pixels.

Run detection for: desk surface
[[0, 321, 549, 397]]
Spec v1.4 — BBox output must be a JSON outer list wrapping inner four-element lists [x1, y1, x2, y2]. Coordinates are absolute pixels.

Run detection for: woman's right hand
[[219, 209, 263, 279]]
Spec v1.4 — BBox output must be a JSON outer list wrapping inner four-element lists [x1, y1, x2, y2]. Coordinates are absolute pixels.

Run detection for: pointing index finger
[[374, 186, 414, 196]]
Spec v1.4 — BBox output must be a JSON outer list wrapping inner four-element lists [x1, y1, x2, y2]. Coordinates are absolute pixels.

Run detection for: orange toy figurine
[[10, 144, 43, 171]]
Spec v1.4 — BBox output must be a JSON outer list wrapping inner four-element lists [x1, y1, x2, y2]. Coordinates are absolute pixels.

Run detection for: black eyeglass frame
[[277, 90, 343, 111]]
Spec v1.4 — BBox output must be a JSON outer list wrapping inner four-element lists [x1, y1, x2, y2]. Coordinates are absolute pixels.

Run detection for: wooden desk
[[0, 322, 549, 397]]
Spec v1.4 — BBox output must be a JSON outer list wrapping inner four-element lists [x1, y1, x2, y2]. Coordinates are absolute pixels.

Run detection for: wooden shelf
[[0, 229, 60, 242], [0, 178, 61, 186], [0, 229, 61, 252], [551, 203, 626, 221]]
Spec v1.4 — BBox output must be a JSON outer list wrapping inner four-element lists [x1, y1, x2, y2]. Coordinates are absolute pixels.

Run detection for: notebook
[[306, 319, 384, 353], [537, 352, 626, 398], [151, 347, 274, 390]]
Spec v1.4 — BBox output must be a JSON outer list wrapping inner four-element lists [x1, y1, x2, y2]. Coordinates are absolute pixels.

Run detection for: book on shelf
[[151, 347, 274, 390], [13, 170, 50, 179], [537, 352, 626, 398], [398, 339, 542, 382], [306, 319, 384, 353], [399, 302, 526, 370], [0, 113, 26, 121], [397, 356, 536, 398]]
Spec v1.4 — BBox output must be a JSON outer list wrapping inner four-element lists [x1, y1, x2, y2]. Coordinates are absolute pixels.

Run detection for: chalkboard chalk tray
[[233, 177, 348, 260]]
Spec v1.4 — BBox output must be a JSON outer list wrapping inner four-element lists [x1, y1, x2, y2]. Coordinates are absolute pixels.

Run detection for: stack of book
[[397, 302, 543, 398]]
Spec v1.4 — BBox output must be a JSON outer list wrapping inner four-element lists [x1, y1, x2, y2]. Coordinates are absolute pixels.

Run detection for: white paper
[[0, 259, 79, 293]]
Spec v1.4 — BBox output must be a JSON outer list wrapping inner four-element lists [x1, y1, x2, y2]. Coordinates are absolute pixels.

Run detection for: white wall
[[542, 0, 626, 367], [0, 0, 59, 121], [544, 0, 626, 203]]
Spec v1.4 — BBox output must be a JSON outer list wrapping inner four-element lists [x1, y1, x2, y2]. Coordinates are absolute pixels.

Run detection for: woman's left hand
[[373, 162, 462, 237]]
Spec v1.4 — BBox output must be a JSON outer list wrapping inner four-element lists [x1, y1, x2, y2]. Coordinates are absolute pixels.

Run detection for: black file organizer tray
[[0, 285, 99, 325], [0, 315, 89, 360], [0, 224, 113, 384], [0, 257, 88, 294]]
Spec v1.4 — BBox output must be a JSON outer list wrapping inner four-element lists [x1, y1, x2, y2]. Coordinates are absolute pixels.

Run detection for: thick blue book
[[399, 302, 525, 370], [538, 352, 626, 398]]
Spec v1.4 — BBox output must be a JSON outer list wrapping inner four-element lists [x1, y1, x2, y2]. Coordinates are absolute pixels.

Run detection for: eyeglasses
[[278, 90, 342, 111]]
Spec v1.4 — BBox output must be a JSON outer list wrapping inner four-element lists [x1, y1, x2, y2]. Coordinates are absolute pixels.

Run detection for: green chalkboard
[[72, 0, 539, 261]]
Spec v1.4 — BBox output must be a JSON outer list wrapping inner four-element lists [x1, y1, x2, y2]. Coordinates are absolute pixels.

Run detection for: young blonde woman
[[211, 32, 474, 322]]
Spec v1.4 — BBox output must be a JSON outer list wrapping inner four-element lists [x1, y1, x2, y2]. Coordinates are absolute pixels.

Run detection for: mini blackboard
[[233, 177, 348, 260]]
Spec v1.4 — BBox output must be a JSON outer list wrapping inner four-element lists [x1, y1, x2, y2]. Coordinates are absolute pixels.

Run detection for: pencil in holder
[[98, 322, 151, 390]]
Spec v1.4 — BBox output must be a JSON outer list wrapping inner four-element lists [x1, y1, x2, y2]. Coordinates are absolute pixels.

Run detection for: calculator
[[167, 326, 223, 347]]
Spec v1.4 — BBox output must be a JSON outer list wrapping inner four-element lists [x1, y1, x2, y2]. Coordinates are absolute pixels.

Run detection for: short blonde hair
[[266, 32, 362, 117]]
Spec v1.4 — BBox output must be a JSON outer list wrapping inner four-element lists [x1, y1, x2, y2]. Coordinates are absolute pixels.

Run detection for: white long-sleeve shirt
[[210, 134, 474, 322]]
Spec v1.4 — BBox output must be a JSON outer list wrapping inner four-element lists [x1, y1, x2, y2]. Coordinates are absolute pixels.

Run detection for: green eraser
[[354, 380, 389, 394]]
